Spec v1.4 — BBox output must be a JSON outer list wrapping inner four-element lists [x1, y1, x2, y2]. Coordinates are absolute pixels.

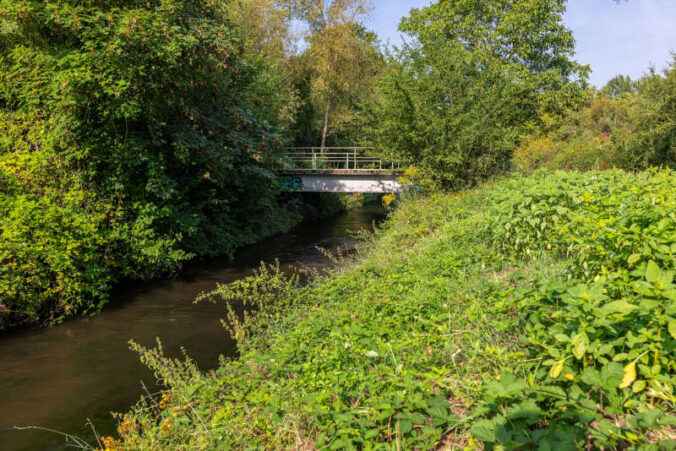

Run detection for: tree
[[288, 0, 378, 149], [621, 56, 676, 168], [363, 0, 589, 187], [289, 0, 371, 33], [229, 0, 294, 58], [602, 75, 637, 98]]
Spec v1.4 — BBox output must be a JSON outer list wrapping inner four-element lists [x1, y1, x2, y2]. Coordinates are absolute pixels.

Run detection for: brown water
[[0, 205, 386, 450]]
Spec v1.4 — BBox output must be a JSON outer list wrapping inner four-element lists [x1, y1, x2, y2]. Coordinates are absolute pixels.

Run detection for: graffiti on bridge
[[281, 176, 303, 191]]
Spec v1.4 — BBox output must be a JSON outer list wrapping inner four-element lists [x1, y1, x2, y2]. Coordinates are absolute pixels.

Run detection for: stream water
[[0, 205, 386, 450]]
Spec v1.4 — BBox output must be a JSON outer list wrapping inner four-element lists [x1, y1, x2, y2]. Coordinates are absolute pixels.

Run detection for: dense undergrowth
[[107, 169, 674, 449]]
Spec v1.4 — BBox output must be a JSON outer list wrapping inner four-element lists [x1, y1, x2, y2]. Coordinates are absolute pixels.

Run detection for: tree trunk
[[320, 91, 331, 154]]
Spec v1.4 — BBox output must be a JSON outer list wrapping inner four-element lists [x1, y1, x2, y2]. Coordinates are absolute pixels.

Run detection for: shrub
[[0, 118, 112, 327], [513, 58, 676, 173]]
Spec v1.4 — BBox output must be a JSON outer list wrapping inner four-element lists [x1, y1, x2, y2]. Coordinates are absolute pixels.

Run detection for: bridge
[[278, 147, 403, 193]]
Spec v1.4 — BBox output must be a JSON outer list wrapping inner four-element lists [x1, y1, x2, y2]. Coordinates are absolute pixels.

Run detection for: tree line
[[0, 0, 673, 328]]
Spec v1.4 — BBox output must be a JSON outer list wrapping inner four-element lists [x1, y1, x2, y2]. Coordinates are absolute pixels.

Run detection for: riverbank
[[114, 169, 675, 449], [0, 191, 366, 332], [0, 204, 386, 450]]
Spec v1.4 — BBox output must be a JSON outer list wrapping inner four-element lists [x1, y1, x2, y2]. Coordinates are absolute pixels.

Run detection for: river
[[0, 204, 386, 450]]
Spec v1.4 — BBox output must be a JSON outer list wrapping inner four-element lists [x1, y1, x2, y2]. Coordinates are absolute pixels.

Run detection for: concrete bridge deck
[[278, 169, 402, 176], [278, 148, 404, 193], [278, 169, 403, 194]]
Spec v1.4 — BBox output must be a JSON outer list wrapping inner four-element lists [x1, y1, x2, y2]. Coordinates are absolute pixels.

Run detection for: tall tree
[[622, 56, 676, 168], [364, 0, 589, 187], [602, 75, 637, 98], [289, 0, 377, 149], [289, 0, 371, 33]]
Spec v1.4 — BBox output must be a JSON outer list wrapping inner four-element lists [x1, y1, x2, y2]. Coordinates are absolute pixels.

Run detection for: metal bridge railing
[[284, 147, 400, 170]]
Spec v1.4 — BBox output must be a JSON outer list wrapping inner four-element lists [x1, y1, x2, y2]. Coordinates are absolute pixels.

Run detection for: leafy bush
[[512, 95, 632, 172], [0, 111, 115, 328], [0, 0, 301, 326], [621, 58, 676, 169], [0, 150, 111, 327], [513, 58, 676, 173]]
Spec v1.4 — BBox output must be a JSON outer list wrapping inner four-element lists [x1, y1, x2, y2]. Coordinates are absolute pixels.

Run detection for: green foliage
[[512, 93, 632, 171], [601, 74, 637, 98], [474, 169, 676, 448], [115, 169, 674, 449], [0, 126, 112, 325], [287, 18, 383, 148], [514, 58, 676, 172], [197, 261, 301, 348], [621, 58, 676, 169], [0, 0, 301, 327], [362, 0, 588, 187]]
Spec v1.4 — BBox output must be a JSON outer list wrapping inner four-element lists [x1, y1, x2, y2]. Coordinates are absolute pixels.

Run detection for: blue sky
[[366, 0, 676, 87]]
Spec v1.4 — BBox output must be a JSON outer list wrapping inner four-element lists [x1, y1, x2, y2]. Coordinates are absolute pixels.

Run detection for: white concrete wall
[[284, 174, 402, 193]]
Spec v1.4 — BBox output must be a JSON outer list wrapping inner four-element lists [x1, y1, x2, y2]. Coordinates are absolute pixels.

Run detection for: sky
[[366, 0, 676, 87]]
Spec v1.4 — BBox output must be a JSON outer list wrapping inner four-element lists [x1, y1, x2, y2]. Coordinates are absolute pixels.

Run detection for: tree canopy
[[288, 0, 380, 149], [363, 0, 589, 187]]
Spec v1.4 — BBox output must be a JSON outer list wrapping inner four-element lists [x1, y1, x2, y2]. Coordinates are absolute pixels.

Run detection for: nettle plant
[[472, 170, 675, 448]]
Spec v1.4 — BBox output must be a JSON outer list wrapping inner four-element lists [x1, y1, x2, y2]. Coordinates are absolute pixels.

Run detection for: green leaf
[[632, 380, 646, 393], [409, 412, 426, 424], [635, 409, 663, 429], [613, 353, 629, 362], [627, 254, 641, 265], [506, 399, 542, 423], [600, 363, 624, 390], [399, 420, 412, 435], [602, 300, 638, 315], [646, 260, 661, 283], [425, 406, 449, 421], [572, 332, 589, 360], [668, 320, 676, 339], [484, 373, 527, 402], [554, 333, 570, 342], [470, 419, 497, 442], [581, 368, 602, 388]]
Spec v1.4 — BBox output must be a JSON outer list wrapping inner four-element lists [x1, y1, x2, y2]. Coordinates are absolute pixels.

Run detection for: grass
[[107, 169, 675, 450]]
